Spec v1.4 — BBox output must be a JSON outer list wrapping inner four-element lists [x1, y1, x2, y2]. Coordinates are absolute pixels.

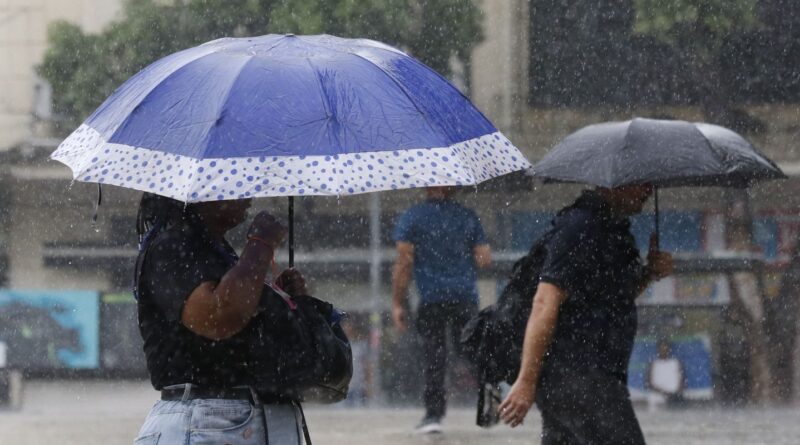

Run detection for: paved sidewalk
[[0, 380, 798, 444]]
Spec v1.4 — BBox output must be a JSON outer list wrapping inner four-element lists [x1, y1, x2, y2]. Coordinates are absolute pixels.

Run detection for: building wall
[[470, 0, 529, 136], [5, 167, 133, 290], [0, 0, 123, 151]]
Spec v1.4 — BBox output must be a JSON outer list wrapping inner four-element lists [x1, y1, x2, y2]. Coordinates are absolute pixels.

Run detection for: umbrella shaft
[[288, 196, 294, 268]]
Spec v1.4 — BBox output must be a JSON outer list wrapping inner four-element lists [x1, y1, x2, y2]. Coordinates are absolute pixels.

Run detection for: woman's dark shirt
[[136, 217, 259, 390], [538, 192, 645, 383]]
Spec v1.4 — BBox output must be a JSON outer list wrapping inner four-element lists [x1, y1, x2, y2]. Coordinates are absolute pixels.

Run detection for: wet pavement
[[0, 380, 798, 444]]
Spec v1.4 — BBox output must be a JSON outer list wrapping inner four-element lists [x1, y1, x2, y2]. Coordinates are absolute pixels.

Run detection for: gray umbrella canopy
[[530, 118, 786, 188]]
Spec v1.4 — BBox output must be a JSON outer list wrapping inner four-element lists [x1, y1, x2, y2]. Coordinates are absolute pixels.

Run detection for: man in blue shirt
[[391, 186, 491, 434]]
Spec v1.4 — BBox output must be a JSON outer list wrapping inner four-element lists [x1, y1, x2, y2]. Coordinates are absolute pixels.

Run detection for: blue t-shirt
[[393, 199, 487, 304]]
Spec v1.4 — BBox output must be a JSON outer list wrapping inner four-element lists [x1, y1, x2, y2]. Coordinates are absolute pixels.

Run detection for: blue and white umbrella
[[52, 34, 531, 201]]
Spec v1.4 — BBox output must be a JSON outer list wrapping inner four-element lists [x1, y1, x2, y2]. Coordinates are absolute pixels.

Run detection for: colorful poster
[[0, 290, 100, 370]]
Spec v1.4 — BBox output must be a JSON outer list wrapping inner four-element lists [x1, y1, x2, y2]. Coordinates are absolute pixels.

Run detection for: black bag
[[247, 286, 353, 404], [460, 229, 554, 426]]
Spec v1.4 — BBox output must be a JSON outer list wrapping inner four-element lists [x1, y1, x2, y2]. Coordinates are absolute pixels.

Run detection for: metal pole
[[368, 193, 383, 404], [288, 196, 294, 267]]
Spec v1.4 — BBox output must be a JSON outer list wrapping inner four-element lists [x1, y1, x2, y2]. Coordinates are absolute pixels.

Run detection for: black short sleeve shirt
[[539, 213, 598, 295], [136, 217, 254, 390], [140, 223, 233, 322], [538, 192, 645, 381]]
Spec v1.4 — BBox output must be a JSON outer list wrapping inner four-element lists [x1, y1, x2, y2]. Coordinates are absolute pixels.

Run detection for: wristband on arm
[[247, 234, 277, 249]]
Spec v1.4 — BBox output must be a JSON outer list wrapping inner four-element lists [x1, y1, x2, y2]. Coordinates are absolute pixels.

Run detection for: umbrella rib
[[347, 48, 490, 185], [96, 45, 222, 140], [692, 122, 728, 185], [196, 55, 259, 159], [303, 57, 345, 195], [613, 120, 633, 188], [182, 55, 257, 201], [345, 51, 483, 185], [304, 58, 334, 120], [103, 56, 227, 154]]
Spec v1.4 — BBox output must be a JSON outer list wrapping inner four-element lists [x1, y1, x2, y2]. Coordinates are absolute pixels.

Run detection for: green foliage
[[631, 0, 761, 115], [38, 0, 482, 131], [633, 0, 759, 45], [407, 0, 483, 76], [269, 0, 408, 42]]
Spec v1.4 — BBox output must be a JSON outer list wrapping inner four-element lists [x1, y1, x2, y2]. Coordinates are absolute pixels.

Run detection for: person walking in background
[[391, 186, 491, 434], [646, 338, 685, 411], [498, 185, 673, 444]]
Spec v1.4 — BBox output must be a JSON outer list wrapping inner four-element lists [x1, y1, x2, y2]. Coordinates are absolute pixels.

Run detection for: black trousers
[[536, 371, 646, 445], [416, 300, 477, 419]]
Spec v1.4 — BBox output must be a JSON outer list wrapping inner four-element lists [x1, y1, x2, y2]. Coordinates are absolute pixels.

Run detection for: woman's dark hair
[[136, 193, 197, 242]]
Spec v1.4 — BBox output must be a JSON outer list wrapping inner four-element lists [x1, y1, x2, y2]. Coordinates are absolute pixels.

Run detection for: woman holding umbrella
[[133, 193, 308, 444], [48, 33, 532, 443]]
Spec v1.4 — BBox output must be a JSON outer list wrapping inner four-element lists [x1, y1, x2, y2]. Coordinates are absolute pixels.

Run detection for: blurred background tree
[[528, 0, 800, 134], [633, 0, 761, 131], [37, 0, 482, 134]]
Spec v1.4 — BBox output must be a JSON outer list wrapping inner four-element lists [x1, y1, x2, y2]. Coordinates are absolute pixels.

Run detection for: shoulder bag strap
[[294, 401, 313, 445]]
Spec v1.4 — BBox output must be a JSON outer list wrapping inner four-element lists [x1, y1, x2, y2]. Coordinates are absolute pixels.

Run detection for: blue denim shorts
[[133, 394, 302, 444]]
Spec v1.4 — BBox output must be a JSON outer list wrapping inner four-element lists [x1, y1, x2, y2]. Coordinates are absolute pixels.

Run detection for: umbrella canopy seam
[[90, 45, 224, 141]]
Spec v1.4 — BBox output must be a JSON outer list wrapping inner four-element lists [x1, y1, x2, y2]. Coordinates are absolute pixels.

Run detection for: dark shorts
[[536, 372, 646, 445]]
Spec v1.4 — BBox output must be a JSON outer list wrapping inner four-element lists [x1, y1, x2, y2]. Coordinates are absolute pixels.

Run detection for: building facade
[[0, 0, 123, 152]]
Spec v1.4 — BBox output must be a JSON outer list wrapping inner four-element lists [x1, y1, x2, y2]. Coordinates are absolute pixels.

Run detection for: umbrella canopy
[[530, 118, 785, 188], [51, 34, 531, 202]]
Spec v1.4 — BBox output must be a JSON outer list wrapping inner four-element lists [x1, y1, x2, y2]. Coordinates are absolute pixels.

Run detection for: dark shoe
[[415, 415, 443, 434]]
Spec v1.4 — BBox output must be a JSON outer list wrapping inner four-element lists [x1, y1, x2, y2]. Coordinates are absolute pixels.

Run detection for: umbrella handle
[[288, 196, 295, 268]]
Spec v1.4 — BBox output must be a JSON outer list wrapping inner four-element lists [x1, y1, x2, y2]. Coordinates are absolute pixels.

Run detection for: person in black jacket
[[498, 185, 673, 445]]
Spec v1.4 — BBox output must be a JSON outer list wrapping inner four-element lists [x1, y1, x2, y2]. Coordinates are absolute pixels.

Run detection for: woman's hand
[[247, 211, 287, 248], [275, 268, 308, 296], [498, 379, 536, 428]]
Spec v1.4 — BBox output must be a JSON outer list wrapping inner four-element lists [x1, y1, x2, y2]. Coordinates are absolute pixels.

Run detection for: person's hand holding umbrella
[[641, 233, 675, 293]]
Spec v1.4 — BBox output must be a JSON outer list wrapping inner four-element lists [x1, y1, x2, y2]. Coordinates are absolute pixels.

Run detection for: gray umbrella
[[530, 118, 786, 242]]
